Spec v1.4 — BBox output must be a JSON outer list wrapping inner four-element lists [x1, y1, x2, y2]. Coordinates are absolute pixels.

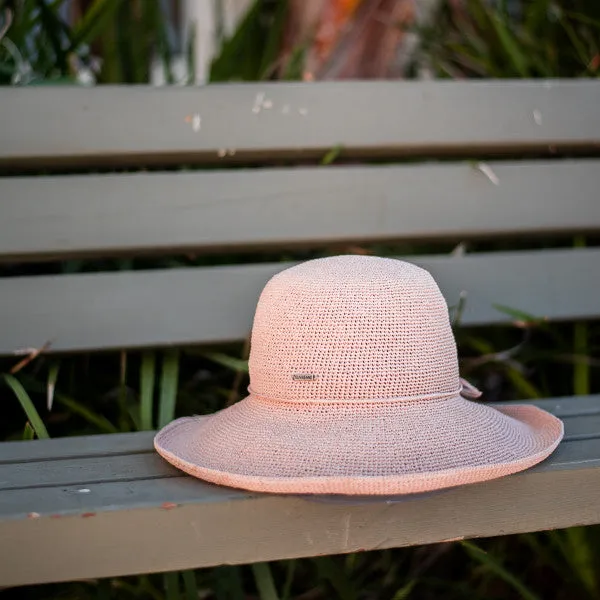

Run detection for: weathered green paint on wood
[[1, 80, 599, 169], [0, 431, 154, 464], [0, 396, 598, 587], [1, 159, 599, 262], [0, 453, 177, 491], [0, 248, 598, 355]]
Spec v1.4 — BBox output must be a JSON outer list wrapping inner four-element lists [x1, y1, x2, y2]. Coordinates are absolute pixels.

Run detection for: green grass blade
[[281, 560, 296, 600], [524, 0, 552, 31], [450, 291, 468, 328], [563, 527, 597, 596], [574, 322, 589, 396], [209, 0, 261, 81], [140, 351, 156, 430], [252, 563, 280, 600], [201, 351, 249, 373], [163, 572, 180, 600], [258, 0, 288, 78], [213, 565, 245, 600], [504, 367, 542, 399], [4, 374, 50, 439], [460, 540, 540, 600], [69, 0, 122, 50], [47, 360, 60, 411], [185, 21, 196, 85], [137, 576, 163, 600], [282, 43, 307, 80], [55, 393, 120, 434], [321, 144, 343, 166], [559, 13, 593, 71], [315, 556, 356, 600], [15, 373, 119, 434], [492, 302, 548, 330], [392, 580, 417, 600], [566, 10, 600, 29], [157, 349, 180, 429], [154, 0, 175, 84], [117, 350, 130, 431], [488, 13, 529, 76], [181, 570, 198, 600], [462, 334, 495, 355], [22, 422, 35, 440], [115, 0, 134, 83], [136, 0, 160, 84]]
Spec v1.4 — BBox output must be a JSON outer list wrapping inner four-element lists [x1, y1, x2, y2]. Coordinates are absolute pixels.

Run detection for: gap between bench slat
[[1, 159, 599, 262], [1, 80, 599, 169], [0, 248, 599, 355]]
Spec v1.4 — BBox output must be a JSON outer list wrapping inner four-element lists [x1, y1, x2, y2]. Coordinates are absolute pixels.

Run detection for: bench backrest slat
[[2, 81, 600, 356], [2, 159, 600, 262], [1, 81, 599, 169], [1, 247, 597, 354]]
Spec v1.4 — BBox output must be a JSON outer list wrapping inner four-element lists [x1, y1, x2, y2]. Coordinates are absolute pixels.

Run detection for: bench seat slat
[[0, 396, 599, 587], [1, 80, 599, 169], [0, 248, 598, 355], [2, 431, 598, 520], [2, 159, 600, 262], [0, 397, 596, 493], [0, 452, 176, 492], [0, 431, 154, 464]]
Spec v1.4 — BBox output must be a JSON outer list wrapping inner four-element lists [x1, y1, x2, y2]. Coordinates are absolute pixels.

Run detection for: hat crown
[[249, 255, 459, 402]]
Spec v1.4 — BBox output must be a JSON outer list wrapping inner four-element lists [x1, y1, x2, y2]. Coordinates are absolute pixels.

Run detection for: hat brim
[[154, 394, 563, 495]]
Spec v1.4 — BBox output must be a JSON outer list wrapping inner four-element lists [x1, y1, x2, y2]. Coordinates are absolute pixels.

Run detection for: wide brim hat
[[155, 255, 563, 496]]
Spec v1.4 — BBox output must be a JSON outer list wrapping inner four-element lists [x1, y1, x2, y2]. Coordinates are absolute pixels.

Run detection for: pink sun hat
[[154, 255, 564, 496]]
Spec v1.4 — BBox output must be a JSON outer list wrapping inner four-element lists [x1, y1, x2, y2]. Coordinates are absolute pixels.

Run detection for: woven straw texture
[[155, 255, 564, 495]]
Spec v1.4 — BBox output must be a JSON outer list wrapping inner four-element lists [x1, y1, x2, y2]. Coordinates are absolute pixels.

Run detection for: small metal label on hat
[[292, 374, 317, 381]]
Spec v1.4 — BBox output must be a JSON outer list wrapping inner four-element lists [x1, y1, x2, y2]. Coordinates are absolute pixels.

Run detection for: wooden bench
[[1, 79, 600, 588]]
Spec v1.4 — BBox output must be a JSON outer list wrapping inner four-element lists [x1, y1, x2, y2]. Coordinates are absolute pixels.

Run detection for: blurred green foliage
[[413, 0, 600, 78], [0, 0, 178, 85]]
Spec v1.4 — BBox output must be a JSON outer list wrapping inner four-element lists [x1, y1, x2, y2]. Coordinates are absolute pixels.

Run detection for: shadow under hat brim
[[153, 394, 564, 496]]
